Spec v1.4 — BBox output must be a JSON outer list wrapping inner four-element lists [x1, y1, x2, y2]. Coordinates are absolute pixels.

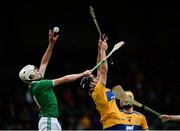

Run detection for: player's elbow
[[99, 69, 108, 76], [98, 73, 107, 85], [53, 79, 63, 86]]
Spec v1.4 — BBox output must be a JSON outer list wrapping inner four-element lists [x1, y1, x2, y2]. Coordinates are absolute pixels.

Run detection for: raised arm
[[53, 70, 91, 86], [97, 34, 108, 85], [96, 36, 102, 64], [96, 37, 102, 79], [39, 29, 59, 77]]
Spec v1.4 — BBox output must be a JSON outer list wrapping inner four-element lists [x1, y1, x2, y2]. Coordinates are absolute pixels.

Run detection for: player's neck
[[124, 107, 133, 113]]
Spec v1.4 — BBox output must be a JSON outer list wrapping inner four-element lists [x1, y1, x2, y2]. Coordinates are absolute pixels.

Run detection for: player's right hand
[[98, 34, 108, 45], [160, 115, 170, 122], [49, 29, 59, 45], [82, 70, 91, 76]]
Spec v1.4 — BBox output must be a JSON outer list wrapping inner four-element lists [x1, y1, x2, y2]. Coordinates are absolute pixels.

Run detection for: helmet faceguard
[[80, 76, 93, 91], [19, 65, 37, 83]]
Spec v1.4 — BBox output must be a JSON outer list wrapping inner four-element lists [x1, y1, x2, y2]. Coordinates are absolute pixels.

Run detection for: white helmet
[[19, 65, 36, 83]]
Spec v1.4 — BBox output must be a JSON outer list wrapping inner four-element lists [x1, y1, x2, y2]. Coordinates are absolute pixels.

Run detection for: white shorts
[[38, 117, 62, 131]]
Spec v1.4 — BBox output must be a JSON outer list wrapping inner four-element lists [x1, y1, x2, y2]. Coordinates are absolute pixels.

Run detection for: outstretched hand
[[82, 70, 91, 77], [160, 115, 170, 122], [49, 29, 59, 45]]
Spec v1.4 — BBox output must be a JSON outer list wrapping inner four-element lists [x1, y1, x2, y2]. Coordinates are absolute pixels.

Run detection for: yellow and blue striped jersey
[[91, 81, 148, 130]]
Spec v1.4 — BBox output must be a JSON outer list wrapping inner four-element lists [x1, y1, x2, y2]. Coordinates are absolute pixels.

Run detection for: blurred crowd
[[1, 60, 180, 130]]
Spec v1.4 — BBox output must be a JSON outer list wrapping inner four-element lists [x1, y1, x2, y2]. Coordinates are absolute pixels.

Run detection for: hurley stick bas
[[90, 41, 124, 73], [112, 85, 161, 118], [89, 5, 114, 65]]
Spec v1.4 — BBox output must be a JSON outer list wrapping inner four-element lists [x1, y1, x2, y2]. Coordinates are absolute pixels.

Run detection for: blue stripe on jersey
[[104, 124, 142, 130], [106, 91, 115, 101]]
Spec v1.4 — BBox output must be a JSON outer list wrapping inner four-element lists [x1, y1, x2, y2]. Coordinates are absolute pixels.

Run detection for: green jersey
[[29, 80, 59, 118]]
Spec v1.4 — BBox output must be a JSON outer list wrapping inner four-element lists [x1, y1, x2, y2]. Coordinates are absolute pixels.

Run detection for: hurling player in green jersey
[[19, 29, 90, 130]]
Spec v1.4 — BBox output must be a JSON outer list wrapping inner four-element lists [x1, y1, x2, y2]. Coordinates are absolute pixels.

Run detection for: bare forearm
[[97, 48, 108, 84], [169, 115, 180, 121], [53, 73, 83, 86], [39, 44, 54, 75], [96, 35, 108, 82], [99, 49, 108, 75], [97, 51, 102, 79], [40, 44, 54, 65], [97, 43, 101, 64], [63, 73, 83, 82]]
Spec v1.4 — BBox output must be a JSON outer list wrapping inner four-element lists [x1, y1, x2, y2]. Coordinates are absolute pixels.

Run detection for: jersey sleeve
[[91, 81, 112, 103], [30, 80, 53, 94], [94, 81, 103, 92], [141, 115, 149, 130], [93, 82, 106, 98]]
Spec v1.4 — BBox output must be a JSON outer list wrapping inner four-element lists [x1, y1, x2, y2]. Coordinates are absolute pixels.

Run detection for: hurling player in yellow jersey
[[119, 91, 149, 130], [80, 35, 148, 130]]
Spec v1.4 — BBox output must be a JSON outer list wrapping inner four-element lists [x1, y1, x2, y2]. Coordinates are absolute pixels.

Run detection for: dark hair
[[122, 104, 133, 110], [80, 76, 93, 91]]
